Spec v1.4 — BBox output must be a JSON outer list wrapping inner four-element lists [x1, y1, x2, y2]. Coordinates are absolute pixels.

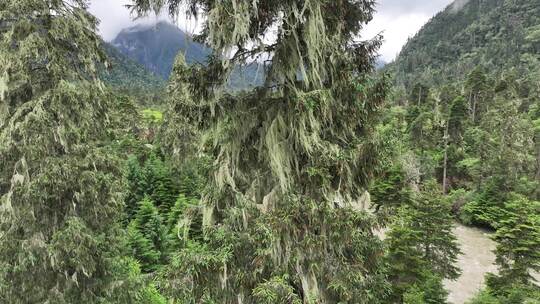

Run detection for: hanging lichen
[[0, 1, 145, 302], [130, 0, 391, 303]]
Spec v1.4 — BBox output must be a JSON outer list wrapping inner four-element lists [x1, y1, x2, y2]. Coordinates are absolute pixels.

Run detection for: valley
[[1, 0, 538, 303]]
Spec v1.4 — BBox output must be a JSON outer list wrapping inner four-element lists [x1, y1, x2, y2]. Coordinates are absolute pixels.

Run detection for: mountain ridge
[[111, 21, 211, 79], [390, 0, 540, 89]]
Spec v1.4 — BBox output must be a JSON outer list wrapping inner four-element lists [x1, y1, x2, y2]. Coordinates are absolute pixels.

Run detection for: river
[[444, 224, 498, 304]]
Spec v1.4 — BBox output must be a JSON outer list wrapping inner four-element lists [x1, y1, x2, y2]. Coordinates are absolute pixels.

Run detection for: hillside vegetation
[[0, 0, 538, 303], [382, 1, 540, 301], [392, 0, 540, 88], [100, 42, 166, 105]]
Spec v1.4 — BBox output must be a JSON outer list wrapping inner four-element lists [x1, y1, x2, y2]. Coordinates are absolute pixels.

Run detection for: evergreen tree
[[385, 182, 460, 303], [144, 153, 178, 211], [410, 83, 431, 107], [131, 0, 391, 302], [439, 84, 459, 117], [166, 194, 203, 251], [370, 164, 412, 223], [125, 155, 147, 219], [0, 1, 143, 302], [128, 197, 170, 273], [127, 221, 162, 273], [448, 96, 469, 143], [465, 66, 490, 124], [125, 152, 180, 220], [461, 80, 537, 228], [486, 194, 540, 295]]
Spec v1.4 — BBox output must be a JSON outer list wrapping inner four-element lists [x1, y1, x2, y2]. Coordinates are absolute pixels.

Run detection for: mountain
[[111, 21, 211, 79], [384, 0, 540, 232], [101, 42, 165, 89], [391, 0, 540, 88], [100, 42, 165, 101]]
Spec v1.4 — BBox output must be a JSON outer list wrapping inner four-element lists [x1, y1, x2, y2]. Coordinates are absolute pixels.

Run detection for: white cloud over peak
[[363, 0, 453, 62], [89, 0, 454, 61]]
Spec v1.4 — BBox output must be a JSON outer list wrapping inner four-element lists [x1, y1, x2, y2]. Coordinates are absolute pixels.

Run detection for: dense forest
[[0, 0, 538, 304]]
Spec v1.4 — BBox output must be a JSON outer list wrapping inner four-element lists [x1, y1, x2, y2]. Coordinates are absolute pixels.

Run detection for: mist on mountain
[[111, 21, 211, 79]]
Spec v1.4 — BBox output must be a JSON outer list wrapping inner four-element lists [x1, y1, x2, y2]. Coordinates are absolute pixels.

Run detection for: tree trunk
[[472, 95, 477, 124], [442, 122, 450, 195]]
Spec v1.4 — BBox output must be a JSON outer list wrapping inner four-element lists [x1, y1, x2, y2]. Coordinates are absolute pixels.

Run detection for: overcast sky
[[89, 0, 454, 62]]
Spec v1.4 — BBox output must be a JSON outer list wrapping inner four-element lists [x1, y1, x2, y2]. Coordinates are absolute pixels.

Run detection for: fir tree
[[166, 194, 202, 243], [125, 155, 147, 219], [144, 153, 178, 211], [128, 197, 170, 273], [448, 96, 469, 143], [0, 0, 143, 302], [125, 152, 180, 220], [410, 83, 431, 107], [370, 164, 412, 224], [486, 194, 540, 295], [385, 182, 460, 303], [465, 66, 490, 124], [130, 0, 391, 302]]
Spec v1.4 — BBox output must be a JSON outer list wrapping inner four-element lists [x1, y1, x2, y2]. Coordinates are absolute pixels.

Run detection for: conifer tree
[[448, 96, 469, 143], [385, 182, 460, 303], [131, 0, 391, 302], [125, 153, 179, 220], [127, 197, 170, 272], [167, 194, 201, 243], [144, 153, 178, 211], [461, 79, 537, 228], [0, 1, 143, 302], [125, 155, 147, 219], [410, 83, 431, 107], [465, 66, 490, 124], [370, 164, 412, 223], [486, 194, 540, 295]]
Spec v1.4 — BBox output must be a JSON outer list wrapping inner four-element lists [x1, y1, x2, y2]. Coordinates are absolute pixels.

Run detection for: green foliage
[[409, 83, 431, 107], [125, 152, 179, 219], [138, 284, 168, 304], [127, 221, 162, 273], [100, 42, 166, 106], [125, 155, 148, 219], [0, 1, 144, 301], [3, 0, 538, 302], [467, 286, 540, 304], [464, 195, 540, 304], [127, 198, 170, 272], [369, 164, 412, 224], [466, 290, 500, 304], [252, 275, 303, 304], [403, 286, 426, 304], [465, 66, 491, 123], [385, 182, 460, 303], [130, 0, 393, 302], [167, 194, 203, 250], [401, 272, 449, 304], [487, 194, 540, 292], [142, 108, 164, 123], [140, 283, 168, 304], [386, 0, 540, 230], [161, 196, 390, 303], [448, 96, 469, 142], [392, 0, 540, 87]]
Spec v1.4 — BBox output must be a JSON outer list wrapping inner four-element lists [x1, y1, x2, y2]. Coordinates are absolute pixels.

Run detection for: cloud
[[90, 0, 455, 61], [451, 0, 470, 12], [89, 0, 139, 41], [364, 0, 453, 62], [373, 0, 453, 18], [89, 0, 202, 41]]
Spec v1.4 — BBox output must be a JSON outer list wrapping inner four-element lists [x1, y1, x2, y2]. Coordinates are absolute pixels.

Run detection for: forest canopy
[[0, 0, 538, 303]]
